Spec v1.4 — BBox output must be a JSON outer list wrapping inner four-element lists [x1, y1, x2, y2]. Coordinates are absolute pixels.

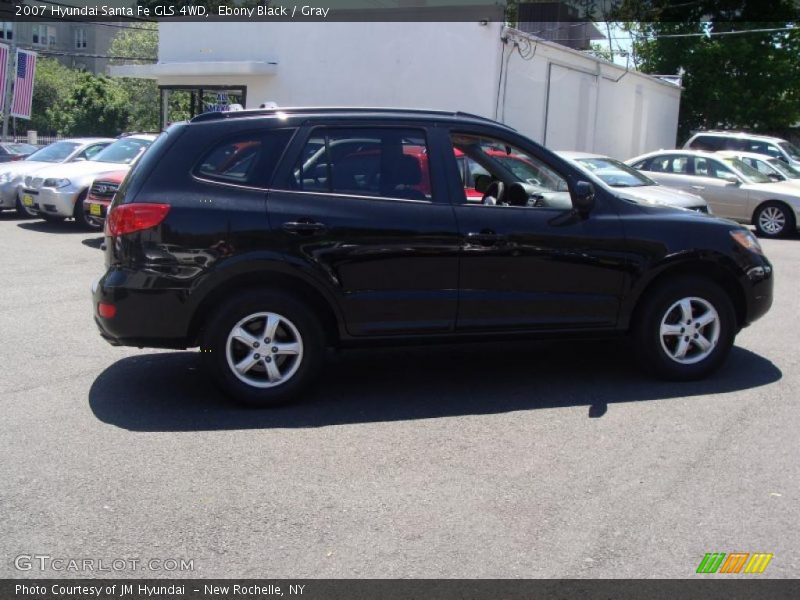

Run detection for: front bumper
[[741, 260, 773, 327], [84, 197, 110, 227], [21, 187, 79, 217]]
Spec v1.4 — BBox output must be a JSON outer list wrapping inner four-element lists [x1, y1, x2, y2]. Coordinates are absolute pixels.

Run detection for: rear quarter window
[[194, 129, 295, 187]]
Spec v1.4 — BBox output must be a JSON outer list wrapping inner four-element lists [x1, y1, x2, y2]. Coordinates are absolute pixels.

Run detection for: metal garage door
[[544, 63, 598, 152]]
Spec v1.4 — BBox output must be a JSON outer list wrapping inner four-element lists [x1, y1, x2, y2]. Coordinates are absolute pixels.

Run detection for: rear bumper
[[92, 268, 193, 349]]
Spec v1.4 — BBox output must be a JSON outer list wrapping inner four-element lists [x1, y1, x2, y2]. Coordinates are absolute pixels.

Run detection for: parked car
[[21, 134, 156, 228], [557, 151, 710, 213], [683, 131, 800, 169], [627, 149, 800, 238], [0, 138, 113, 216], [83, 171, 127, 228], [717, 150, 800, 189], [0, 142, 38, 162], [92, 108, 772, 407]]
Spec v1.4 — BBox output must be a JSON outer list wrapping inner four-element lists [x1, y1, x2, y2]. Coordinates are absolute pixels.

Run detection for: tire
[[633, 276, 736, 380], [72, 191, 98, 230], [200, 290, 325, 407], [15, 196, 37, 218], [754, 201, 795, 238]]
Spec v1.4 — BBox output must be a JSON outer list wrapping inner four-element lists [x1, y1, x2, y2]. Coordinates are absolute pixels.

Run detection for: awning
[[110, 61, 278, 79]]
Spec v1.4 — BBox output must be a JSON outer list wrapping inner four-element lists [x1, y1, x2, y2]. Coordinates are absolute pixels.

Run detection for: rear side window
[[284, 128, 433, 201], [195, 129, 294, 186], [647, 155, 690, 174], [688, 135, 725, 151]]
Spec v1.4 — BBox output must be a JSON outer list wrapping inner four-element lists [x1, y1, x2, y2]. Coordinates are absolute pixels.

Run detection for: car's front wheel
[[754, 202, 794, 238], [73, 191, 99, 230], [201, 290, 325, 407], [633, 276, 736, 380]]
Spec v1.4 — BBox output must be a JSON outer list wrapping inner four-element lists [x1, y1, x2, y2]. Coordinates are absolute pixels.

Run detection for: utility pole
[[2, 40, 16, 142]]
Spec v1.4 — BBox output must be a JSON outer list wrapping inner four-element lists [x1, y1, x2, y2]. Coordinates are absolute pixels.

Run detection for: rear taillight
[[105, 203, 170, 237], [98, 302, 116, 319]]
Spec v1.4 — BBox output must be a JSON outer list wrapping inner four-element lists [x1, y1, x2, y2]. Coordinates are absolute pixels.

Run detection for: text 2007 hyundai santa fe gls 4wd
[[92, 108, 774, 407]]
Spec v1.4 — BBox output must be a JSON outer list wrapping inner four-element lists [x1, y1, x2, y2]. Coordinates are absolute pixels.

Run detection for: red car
[[84, 170, 127, 229]]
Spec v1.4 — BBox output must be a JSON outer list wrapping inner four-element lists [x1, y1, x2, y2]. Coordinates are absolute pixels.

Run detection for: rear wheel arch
[[628, 261, 746, 332], [188, 271, 341, 348]]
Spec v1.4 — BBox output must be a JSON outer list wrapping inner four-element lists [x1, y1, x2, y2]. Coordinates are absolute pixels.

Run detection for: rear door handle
[[691, 185, 705, 191], [281, 220, 327, 235]]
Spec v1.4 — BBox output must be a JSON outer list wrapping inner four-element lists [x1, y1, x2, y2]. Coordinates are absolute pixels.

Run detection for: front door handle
[[282, 220, 327, 235], [465, 230, 507, 246], [691, 185, 705, 191]]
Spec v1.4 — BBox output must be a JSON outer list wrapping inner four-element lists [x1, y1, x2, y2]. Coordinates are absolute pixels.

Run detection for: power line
[[553, 25, 797, 43]]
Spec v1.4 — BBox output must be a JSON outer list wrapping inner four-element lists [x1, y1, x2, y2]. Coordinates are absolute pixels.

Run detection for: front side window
[[719, 157, 771, 183], [286, 128, 432, 201], [647, 155, 690, 174], [78, 143, 109, 160], [778, 141, 800, 161], [450, 133, 569, 208]]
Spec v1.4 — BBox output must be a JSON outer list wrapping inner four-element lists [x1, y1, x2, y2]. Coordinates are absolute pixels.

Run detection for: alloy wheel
[[225, 311, 304, 388], [758, 206, 786, 236], [659, 297, 720, 365]]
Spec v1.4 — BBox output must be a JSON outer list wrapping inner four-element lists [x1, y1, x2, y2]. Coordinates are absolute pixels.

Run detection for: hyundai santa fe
[[92, 108, 773, 406]]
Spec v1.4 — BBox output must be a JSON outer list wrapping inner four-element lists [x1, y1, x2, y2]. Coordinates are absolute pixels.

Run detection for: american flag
[[11, 50, 37, 120], [0, 44, 8, 113]]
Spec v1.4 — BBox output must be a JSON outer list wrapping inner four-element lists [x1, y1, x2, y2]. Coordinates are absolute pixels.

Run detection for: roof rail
[[190, 106, 512, 128]]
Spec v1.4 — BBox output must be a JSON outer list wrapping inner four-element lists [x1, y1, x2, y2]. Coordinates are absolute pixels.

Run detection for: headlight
[[0, 172, 12, 184], [730, 229, 764, 255], [43, 178, 71, 189]]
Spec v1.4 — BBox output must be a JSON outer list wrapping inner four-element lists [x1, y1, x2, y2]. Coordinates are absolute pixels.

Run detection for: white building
[[112, 20, 681, 160]]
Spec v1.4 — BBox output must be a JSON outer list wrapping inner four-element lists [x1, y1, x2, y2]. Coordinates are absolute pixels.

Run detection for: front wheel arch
[[628, 261, 746, 334]]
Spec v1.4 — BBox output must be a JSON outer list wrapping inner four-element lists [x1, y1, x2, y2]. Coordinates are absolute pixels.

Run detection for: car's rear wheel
[[633, 276, 736, 380], [201, 290, 325, 407], [73, 191, 98, 230], [754, 202, 794, 238]]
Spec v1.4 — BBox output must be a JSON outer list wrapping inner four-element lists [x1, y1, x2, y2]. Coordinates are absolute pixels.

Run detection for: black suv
[[92, 108, 774, 406]]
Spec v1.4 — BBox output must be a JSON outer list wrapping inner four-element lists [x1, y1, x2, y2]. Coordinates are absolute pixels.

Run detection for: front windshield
[[93, 138, 152, 164], [769, 158, 800, 179], [576, 157, 656, 187], [778, 141, 800, 161], [721, 157, 772, 184], [25, 141, 80, 163]]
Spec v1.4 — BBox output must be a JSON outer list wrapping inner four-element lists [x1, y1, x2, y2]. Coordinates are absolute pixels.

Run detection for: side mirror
[[721, 173, 741, 186], [768, 173, 782, 182], [474, 174, 492, 194], [573, 180, 595, 215]]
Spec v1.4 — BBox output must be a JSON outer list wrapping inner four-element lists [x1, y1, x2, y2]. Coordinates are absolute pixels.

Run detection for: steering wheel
[[482, 180, 505, 206]]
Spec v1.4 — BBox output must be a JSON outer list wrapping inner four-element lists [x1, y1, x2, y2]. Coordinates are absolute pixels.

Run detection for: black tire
[[633, 276, 736, 380], [72, 191, 98, 230], [200, 290, 325, 407], [15, 196, 36, 218], [754, 201, 795, 238]]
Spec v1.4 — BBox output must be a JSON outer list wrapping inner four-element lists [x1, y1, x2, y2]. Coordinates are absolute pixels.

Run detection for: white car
[[627, 149, 800, 238], [557, 151, 710, 213], [0, 138, 113, 217], [716, 150, 800, 189], [21, 134, 156, 228], [683, 131, 800, 170]]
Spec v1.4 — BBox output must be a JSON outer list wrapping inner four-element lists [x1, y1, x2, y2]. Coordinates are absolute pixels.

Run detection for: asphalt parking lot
[[0, 212, 798, 579]]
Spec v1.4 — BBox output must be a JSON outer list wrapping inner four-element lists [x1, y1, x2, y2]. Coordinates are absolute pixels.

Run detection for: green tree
[[61, 73, 131, 136], [29, 58, 79, 135], [109, 24, 159, 132], [614, 0, 800, 140]]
